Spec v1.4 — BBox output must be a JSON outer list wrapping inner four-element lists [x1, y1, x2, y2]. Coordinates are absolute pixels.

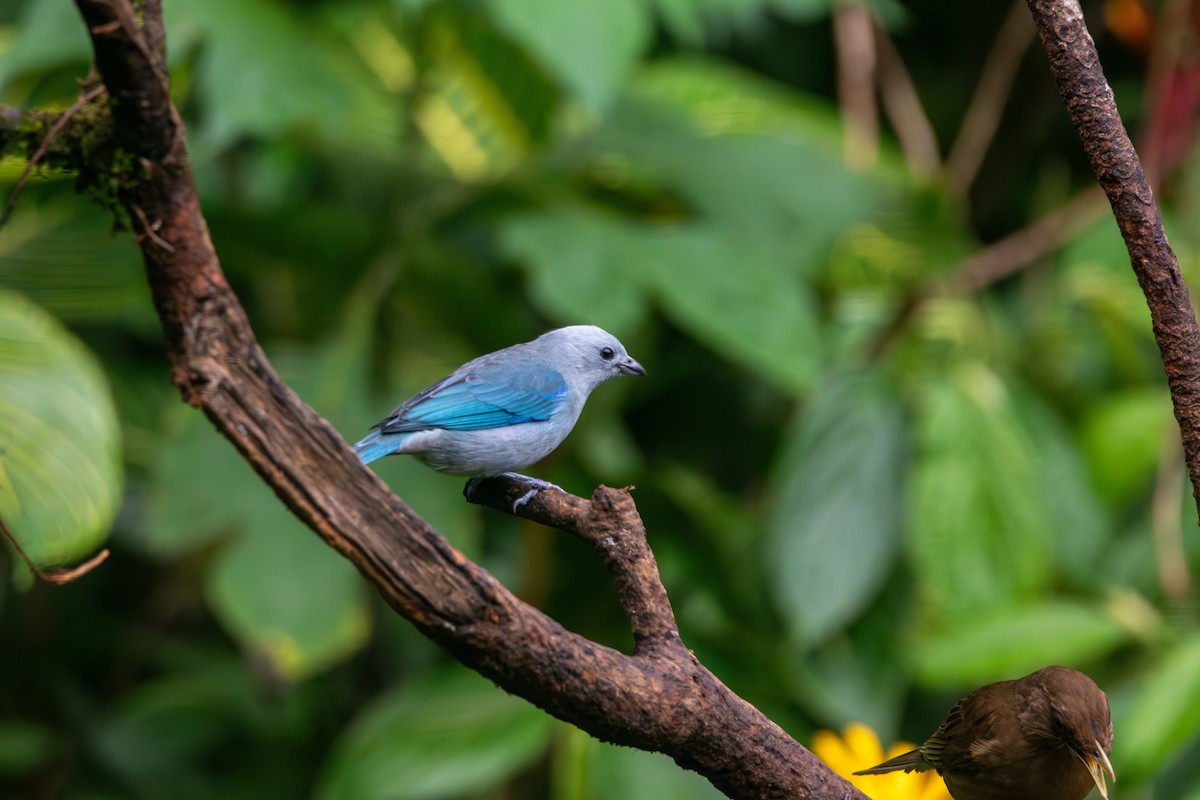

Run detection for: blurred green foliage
[[1, 0, 1199, 797]]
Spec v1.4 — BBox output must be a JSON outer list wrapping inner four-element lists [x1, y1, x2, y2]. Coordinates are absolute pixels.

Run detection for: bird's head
[[1040, 666, 1116, 799], [536, 325, 646, 390]]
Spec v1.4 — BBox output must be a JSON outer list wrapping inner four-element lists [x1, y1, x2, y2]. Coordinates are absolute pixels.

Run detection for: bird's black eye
[[600, 346, 615, 361]]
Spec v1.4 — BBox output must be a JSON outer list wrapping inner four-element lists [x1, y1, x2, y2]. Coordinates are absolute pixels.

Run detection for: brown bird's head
[[1030, 666, 1116, 799]]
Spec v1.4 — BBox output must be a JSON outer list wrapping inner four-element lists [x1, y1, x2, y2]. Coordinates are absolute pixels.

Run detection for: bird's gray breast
[[409, 416, 577, 476]]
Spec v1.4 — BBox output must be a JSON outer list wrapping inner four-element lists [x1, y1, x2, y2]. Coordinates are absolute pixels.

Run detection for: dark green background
[[1, 0, 1197, 797]]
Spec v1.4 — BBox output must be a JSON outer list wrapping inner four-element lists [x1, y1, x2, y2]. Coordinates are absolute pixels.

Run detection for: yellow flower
[[811, 723, 953, 800]]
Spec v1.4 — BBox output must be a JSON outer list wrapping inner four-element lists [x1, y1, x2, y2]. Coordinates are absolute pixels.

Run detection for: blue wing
[[375, 358, 567, 433]]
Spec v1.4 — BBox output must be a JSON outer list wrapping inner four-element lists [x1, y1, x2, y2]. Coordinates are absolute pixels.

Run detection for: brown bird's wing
[[864, 684, 1009, 774], [920, 693, 975, 770], [853, 692, 977, 776], [928, 680, 1020, 776], [852, 748, 932, 775]]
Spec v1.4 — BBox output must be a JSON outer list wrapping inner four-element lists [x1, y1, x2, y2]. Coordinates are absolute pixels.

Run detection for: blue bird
[[354, 325, 645, 506]]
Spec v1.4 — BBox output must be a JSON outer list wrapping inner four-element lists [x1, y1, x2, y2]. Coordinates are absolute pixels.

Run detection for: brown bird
[[854, 665, 1115, 800]]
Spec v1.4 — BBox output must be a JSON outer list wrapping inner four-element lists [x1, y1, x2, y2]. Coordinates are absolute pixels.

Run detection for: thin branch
[[866, 186, 1107, 362], [952, 186, 1107, 292], [874, 21, 941, 178], [945, 1, 1035, 196], [0, 514, 109, 585], [466, 481, 680, 649], [834, 4, 878, 170], [1026, 0, 1200, 522], [64, 0, 868, 797], [0, 85, 106, 229]]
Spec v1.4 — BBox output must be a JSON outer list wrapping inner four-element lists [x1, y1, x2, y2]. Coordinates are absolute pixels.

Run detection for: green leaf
[[411, 2, 561, 180], [94, 665, 241, 786], [0, 289, 122, 565], [912, 601, 1129, 686], [906, 365, 1055, 620], [207, 519, 370, 683], [92, 646, 308, 796], [0, 719, 56, 777], [139, 410, 271, 556], [499, 207, 650, 332], [1014, 390, 1112, 587], [1057, 217, 1157, 375], [787, 631, 908, 736], [168, 0, 399, 155], [503, 208, 821, 389], [610, 59, 890, 244], [0, 0, 91, 86], [0, 207, 151, 325], [765, 372, 906, 646], [570, 726, 726, 800], [632, 57, 843, 147], [639, 226, 823, 391], [485, 0, 650, 114], [1080, 387, 1173, 508], [1117, 633, 1200, 780], [316, 668, 554, 800]]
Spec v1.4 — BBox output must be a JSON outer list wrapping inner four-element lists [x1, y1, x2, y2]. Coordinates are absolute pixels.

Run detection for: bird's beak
[[1079, 742, 1115, 799], [619, 357, 647, 376]]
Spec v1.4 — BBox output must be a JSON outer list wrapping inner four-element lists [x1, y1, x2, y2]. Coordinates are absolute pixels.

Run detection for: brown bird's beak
[[1078, 742, 1116, 799]]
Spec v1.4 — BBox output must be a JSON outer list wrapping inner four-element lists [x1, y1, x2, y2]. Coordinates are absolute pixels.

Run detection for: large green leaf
[[787, 629, 909, 736], [906, 364, 1055, 620], [1013, 389, 1112, 588], [92, 645, 314, 797], [645, 0, 836, 46], [485, 0, 649, 114], [207, 517, 370, 683], [765, 372, 906, 646], [499, 207, 650, 332], [502, 207, 822, 390], [0, 719, 55, 777], [553, 724, 725, 800], [167, 0, 399, 155], [912, 601, 1130, 685], [0, 289, 122, 565], [0, 0, 90, 86], [316, 668, 555, 800], [1117, 633, 1200, 781], [1053, 217, 1158, 384], [139, 410, 275, 557], [0, 208, 151, 326], [639, 226, 823, 391], [397, 1, 560, 181], [602, 59, 890, 248], [1080, 387, 1173, 509]]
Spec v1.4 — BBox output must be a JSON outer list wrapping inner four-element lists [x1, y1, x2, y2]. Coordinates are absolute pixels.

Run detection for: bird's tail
[[852, 749, 931, 776], [353, 429, 401, 465]]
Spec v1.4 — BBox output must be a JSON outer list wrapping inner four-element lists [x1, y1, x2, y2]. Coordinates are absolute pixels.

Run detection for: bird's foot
[[500, 472, 563, 511], [464, 476, 484, 501]]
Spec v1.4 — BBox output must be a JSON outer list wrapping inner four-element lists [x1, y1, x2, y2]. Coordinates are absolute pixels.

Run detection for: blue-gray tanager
[[354, 325, 645, 505]]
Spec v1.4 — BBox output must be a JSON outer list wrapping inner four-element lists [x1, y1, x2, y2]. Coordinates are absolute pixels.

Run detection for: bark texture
[[1027, 0, 1200, 520]]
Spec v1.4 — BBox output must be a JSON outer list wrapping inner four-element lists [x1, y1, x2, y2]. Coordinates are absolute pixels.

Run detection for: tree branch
[[945, 0, 1034, 196], [466, 479, 681, 649], [865, 186, 1108, 363], [60, 1, 867, 797], [1026, 0, 1200, 523]]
